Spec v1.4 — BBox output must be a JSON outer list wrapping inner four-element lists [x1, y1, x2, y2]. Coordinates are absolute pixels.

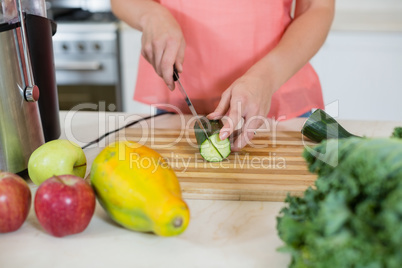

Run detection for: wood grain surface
[[115, 128, 317, 202]]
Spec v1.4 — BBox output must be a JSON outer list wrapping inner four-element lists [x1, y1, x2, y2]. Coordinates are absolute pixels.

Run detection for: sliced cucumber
[[194, 118, 231, 162], [199, 133, 231, 162]]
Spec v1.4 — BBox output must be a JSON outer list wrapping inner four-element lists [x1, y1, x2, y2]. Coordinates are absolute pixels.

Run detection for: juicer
[[0, 0, 60, 173]]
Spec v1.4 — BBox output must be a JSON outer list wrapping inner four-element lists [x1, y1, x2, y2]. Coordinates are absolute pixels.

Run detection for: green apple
[[28, 140, 87, 185]]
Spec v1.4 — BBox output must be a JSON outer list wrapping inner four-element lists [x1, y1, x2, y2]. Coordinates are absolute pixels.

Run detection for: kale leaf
[[277, 135, 402, 268], [391, 127, 402, 139]]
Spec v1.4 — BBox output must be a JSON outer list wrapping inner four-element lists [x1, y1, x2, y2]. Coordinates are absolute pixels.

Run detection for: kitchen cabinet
[[311, 0, 402, 121], [334, 0, 402, 33], [311, 31, 402, 121]]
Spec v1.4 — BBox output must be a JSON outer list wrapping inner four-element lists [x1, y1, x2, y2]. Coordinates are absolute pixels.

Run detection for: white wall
[[310, 0, 402, 121], [311, 31, 402, 121]]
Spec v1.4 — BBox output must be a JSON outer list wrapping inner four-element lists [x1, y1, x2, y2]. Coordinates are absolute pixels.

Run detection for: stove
[[48, 0, 122, 111]]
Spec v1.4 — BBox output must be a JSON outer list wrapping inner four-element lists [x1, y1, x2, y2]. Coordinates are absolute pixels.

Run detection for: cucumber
[[301, 109, 358, 143], [194, 118, 231, 162]]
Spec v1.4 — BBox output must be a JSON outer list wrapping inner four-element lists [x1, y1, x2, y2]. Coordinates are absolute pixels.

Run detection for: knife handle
[[173, 65, 179, 82]]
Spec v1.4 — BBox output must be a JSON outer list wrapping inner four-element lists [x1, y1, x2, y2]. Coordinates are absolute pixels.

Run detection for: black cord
[[81, 111, 174, 150]]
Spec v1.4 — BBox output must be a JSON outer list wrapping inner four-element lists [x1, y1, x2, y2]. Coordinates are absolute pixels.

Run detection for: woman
[[111, 0, 335, 150]]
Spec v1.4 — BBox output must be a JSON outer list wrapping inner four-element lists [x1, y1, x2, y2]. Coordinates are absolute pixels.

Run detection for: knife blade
[[172, 67, 224, 159]]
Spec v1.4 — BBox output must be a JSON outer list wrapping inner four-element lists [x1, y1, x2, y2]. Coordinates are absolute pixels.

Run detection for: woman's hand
[[140, 8, 186, 90], [111, 0, 185, 90], [207, 72, 274, 151], [207, 0, 335, 151]]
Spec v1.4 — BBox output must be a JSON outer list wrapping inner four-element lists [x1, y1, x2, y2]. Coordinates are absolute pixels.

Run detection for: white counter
[[1, 112, 401, 268]]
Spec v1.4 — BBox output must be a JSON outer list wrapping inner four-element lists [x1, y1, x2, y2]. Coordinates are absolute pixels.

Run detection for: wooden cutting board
[[114, 128, 317, 202]]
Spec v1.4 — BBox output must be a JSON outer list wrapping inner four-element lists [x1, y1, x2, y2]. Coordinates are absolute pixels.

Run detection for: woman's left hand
[[207, 72, 274, 151], [207, 0, 336, 151]]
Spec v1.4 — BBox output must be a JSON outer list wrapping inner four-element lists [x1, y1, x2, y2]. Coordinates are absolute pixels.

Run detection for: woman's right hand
[[139, 7, 186, 90]]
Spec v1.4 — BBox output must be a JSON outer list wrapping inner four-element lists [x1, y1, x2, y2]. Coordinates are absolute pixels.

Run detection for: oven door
[[54, 54, 122, 111]]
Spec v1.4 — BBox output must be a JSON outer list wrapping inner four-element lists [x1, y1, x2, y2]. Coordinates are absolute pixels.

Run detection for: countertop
[[1, 111, 401, 268]]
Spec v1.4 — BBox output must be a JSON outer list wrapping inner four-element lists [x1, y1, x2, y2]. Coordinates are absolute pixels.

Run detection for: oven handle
[[55, 61, 103, 71]]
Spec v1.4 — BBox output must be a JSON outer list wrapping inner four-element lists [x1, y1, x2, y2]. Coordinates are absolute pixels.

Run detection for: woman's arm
[[111, 0, 185, 89], [209, 0, 335, 151]]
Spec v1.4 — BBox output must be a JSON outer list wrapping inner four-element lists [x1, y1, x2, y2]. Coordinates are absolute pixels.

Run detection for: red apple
[[0, 172, 31, 233], [34, 175, 96, 237]]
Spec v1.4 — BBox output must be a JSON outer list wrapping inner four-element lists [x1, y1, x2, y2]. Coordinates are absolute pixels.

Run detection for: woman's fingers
[[141, 36, 154, 65], [175, 40, 186, 73], [219, 96, 244, 141], [140, 12, 185, 89], [160, 39, 182, 90], [213, 74, 273, 151], [231, 114, 265, 151], [207, 89, 231, 120]]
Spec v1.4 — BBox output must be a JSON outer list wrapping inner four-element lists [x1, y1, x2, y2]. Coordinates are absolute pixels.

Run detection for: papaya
[[90, 140, 190, 236]]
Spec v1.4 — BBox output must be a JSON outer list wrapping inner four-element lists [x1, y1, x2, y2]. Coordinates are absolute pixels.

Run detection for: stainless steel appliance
[[48, 0, 122, 111], [0, 0, 60, 173]]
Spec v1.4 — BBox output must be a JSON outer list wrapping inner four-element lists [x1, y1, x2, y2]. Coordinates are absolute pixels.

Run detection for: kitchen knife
[[171, 67, 224, 159]]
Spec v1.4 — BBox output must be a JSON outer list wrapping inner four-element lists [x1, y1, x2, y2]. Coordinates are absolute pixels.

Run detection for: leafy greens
[[277, 133, 402, 268]]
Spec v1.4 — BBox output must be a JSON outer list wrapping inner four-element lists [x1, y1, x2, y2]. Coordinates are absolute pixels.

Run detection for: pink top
[[134, 0, 324, 120]]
